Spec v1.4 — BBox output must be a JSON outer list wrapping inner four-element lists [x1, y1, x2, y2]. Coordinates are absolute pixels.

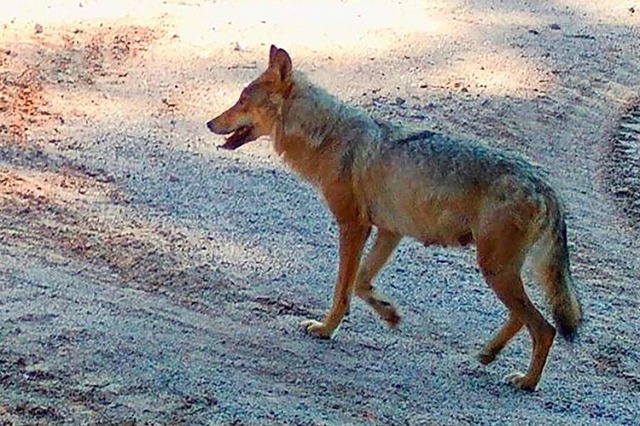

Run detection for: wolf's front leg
[[301, 224, 371, 338], [354, 228, 402, 327]]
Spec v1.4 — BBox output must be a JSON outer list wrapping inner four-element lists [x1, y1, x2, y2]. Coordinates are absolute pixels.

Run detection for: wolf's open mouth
[[220, 125, 255, 150]]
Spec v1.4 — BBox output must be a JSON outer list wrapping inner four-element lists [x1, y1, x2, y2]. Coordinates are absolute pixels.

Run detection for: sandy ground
[[1, 0, 640, 424]]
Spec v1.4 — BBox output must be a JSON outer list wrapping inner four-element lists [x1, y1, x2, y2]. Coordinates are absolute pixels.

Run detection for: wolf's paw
[[504, 372, 537, 392], [300, 320, 334, 339], [477, 349, 498, 365], [382, 308, 401, 329], [369, 299, 401, 328]]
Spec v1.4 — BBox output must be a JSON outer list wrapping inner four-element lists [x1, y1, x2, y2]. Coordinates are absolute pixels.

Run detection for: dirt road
[[1, 1, 639, 424]]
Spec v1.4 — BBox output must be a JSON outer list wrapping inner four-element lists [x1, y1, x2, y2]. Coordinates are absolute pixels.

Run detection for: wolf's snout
[[206, 119, 220, 133]]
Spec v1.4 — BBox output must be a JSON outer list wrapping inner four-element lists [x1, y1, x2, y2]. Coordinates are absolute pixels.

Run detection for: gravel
[[1, 1, 639, 425]]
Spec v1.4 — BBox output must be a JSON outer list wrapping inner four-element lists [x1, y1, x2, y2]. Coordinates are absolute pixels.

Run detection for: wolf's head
[[206, 45, 293, 150]]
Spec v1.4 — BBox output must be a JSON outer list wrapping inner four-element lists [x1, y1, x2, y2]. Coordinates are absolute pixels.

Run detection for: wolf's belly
[[367, 194, 476, 247]]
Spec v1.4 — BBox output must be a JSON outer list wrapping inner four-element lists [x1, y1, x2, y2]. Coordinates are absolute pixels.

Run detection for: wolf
[[206, 45, 582, 391]]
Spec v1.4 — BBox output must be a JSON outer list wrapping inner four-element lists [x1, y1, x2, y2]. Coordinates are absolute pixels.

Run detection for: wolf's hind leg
[[481, 271, 555, 391], [477, 314, 523, 365], [354, 229, 402, 327], [476, 211, 556, 391]]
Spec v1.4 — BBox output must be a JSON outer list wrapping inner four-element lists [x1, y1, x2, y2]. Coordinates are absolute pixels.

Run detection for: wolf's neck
[[278, 72, 376, 148]]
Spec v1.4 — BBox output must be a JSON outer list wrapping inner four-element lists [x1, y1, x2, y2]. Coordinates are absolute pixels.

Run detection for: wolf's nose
[[206, 120, 217, 132]]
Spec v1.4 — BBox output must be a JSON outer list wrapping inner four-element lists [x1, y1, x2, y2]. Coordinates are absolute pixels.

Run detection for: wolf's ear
[[269, 48, 292, 82], [269, 44, 278, 66]]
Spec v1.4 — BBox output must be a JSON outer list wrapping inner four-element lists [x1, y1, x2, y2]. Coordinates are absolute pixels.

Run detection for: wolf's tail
[[531, 190, 582, 341]]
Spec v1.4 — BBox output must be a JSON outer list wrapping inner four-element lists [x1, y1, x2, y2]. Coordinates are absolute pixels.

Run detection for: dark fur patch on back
[[394, 130, 438, 145]]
